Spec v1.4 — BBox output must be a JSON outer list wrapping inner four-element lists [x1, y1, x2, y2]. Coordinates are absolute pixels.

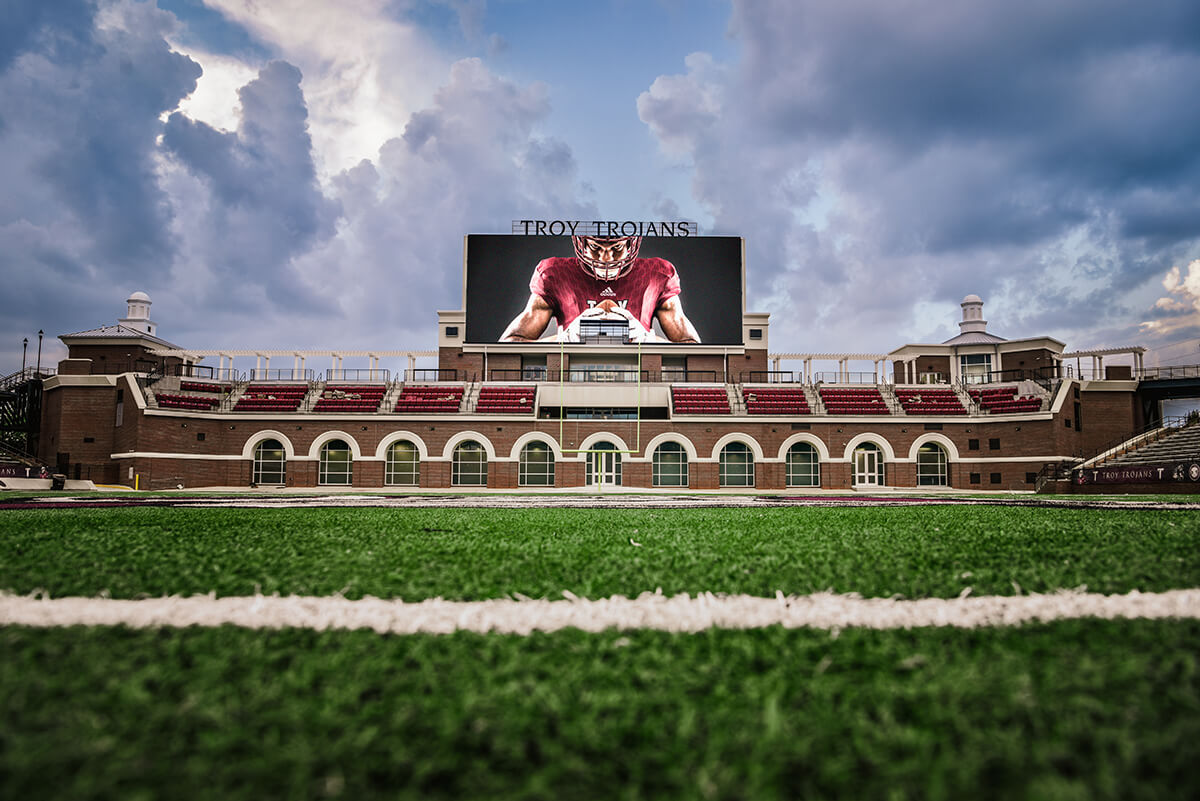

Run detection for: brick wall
[[42, 374, 1144, 492]]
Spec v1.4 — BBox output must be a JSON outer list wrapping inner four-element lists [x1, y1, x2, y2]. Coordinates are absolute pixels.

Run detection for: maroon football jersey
[[529, 257, 682, 331]]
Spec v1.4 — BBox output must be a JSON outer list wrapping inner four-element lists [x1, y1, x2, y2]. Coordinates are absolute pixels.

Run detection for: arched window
[[385, 440, 420, 486], [719, 442, 755, 487], [786, 442, 820, 487], [319, 439, 353, 485], [652, 442, 688, 487], [852, 442, 885, 487], [519, 441, 555, 487], [916, 443, 948, 486], [253, 439, 286, 485], [452, 440, 488, 486], [586, 441, 622, 487]]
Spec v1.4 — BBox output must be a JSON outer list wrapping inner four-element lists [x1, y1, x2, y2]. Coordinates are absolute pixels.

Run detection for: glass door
[[587, 443, 622, 487], [853, 447, 881, 487]]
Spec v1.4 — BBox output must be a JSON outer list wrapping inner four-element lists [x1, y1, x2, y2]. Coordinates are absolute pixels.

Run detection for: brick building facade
[[34, 290, 1151, 492]]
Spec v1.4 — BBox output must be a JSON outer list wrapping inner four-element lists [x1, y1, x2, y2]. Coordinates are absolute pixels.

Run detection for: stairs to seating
[[1100, 422, 1200, 466]]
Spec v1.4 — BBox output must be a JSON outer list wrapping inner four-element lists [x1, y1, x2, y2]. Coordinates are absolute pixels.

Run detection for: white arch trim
[[439, 431, 498, 461], [710, 432, 766, 462], [776, 433, 832, 463], [509, 432, 564, 461], [375, 431, 430, 461], [307, 430, 364, 460], [575, 432, 632, 460], [630, 432, 700, 463], [906, 433, 961, 462], [840, 433, 897, 462], [241, 430, 296, 460]]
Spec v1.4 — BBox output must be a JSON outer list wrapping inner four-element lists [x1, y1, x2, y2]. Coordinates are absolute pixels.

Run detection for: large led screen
[[464, 235, 744, 344]]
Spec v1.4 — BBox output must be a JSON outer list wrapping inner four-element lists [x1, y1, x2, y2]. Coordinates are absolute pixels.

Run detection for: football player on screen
[[500, 235, 701, 343]]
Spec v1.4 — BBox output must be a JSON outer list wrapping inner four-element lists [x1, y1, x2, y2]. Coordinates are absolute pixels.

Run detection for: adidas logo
[[600, 287, 616, 297]]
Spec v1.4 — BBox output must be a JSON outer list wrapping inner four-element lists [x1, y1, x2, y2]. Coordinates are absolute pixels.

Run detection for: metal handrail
[[814, 371, 891, 385], [406, 369, 465, 382], [326, 368, 391, 382], [741, 370, 796, 384], [1077, 416, 1192, 470], [1136, 365, 1200, 380]]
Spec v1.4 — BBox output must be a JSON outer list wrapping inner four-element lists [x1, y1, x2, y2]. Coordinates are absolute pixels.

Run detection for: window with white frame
[[652, 442, 689, 487], [959, 354, 992, 384], [253, 439, 286, 485], [319, 439, 353, 485], [916, 443, 948, 486], [385, 440, 419, 486], [786, 442, 820, 487], [519, 441, 555, 487], [719, 442, 755, 487], [452, 440, 488, 486]]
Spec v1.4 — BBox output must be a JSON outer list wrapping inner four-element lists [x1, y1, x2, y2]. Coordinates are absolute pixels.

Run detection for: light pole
[[22, 337, 28, 372], [36, 330, 43, 375]]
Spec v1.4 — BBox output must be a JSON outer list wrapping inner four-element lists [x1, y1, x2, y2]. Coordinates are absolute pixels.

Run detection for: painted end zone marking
[[3, 589, 1198, 635]]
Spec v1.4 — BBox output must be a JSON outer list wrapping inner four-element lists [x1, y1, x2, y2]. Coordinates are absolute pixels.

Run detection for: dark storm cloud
[[161, 60, 341, 313], [0, 0, 201, 366], [0, 0, 92, 72], [640, 0, 1200, 351]]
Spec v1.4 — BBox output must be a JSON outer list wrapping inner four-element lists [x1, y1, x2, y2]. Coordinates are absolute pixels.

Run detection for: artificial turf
[[2, 620, 1198, 801], [1, 506, 1198, 601]]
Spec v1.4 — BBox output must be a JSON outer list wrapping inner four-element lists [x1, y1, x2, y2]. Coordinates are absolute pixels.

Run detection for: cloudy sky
[[3, 0, 1200, 372]]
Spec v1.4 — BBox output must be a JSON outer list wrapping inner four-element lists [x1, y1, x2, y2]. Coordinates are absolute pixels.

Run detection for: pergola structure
[[1058, 346, 1146, 379], [149, 348, 439, 381], [767, 353, 892, 384]]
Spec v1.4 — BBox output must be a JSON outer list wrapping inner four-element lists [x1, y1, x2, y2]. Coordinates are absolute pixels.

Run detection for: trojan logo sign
[[511, 220, 699, 237]]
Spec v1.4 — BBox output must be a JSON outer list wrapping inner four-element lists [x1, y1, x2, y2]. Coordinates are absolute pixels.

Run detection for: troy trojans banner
[[1077, 461, 1200, 484], [464, 234, 744, 345]]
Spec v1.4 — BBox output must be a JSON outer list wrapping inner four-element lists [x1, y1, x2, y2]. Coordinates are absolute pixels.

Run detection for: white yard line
[[3, 589, 1199, 634]]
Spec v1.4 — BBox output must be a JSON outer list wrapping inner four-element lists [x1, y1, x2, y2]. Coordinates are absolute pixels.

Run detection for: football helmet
[[572, 235, 642, 281]]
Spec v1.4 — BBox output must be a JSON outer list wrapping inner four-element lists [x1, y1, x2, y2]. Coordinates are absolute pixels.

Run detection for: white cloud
[[168, 45, 258, 132], [199, 0, 449, 177], [1141, 260, 1200, 338]]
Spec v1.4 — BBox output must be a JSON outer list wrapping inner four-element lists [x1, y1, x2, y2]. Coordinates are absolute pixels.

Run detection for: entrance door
[[587, 443, 622, 487], [853, 446, 881, 487]]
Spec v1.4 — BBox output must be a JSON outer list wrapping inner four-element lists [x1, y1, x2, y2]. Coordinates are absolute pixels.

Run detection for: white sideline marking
[[3, 589, 1199, 634]]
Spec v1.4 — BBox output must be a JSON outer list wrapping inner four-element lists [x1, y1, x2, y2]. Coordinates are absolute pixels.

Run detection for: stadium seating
[[967, 386, 1044, 414], [179, 381, 232, 394], [312, 384, 387, 413], [672, 386, 731, 415], [233, 384, 309, 412], [894, 387, 967, 415], [155, 393, 220, 411], [475, 385, 536, 414], [393, 385, 464, 413], [742, 387, 811, 415], [818, 386, 890, 415]]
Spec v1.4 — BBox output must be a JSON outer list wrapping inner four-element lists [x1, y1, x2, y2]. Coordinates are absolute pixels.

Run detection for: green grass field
[[3, 502, 1199, 800]]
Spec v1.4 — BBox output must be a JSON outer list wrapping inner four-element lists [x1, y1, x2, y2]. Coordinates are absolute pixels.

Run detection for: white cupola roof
[[959, 294, 986, 334], [941, 294, 1007, 345], [119, 291, 156, 336]]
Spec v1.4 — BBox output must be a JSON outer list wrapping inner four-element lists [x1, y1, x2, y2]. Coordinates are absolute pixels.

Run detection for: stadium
[[3, 229, 1200, 800], [2, 227, 1197, 494]]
